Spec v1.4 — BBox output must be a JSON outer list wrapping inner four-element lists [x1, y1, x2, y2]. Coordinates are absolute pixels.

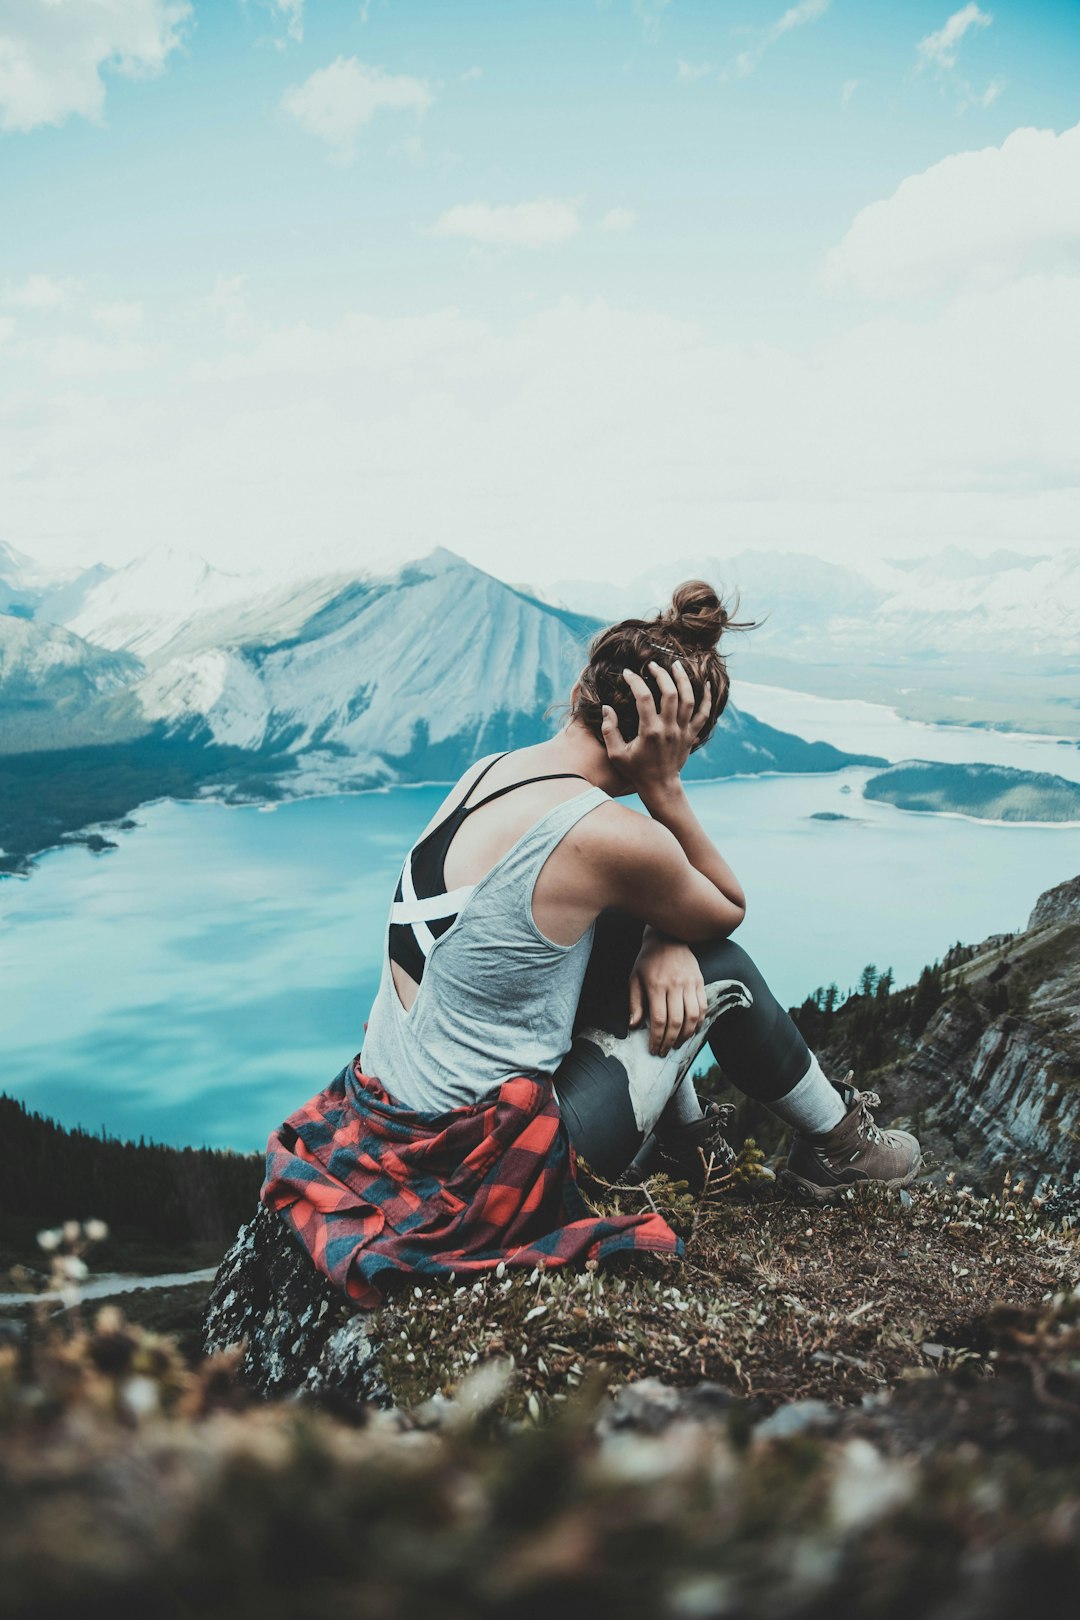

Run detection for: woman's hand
[[600, 660, 712, 799], [629, 930, 709, 1057]]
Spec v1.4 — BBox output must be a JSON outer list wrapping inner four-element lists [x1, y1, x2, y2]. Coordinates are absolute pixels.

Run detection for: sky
[[0, 0, 1078, 587]]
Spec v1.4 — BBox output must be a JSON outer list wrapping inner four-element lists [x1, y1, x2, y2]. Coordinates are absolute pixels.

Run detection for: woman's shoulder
[[573, 797, 666, 856]]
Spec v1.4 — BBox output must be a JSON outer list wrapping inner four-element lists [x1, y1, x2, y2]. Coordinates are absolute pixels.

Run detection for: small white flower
[[62, 1220, 82, 1244], [121, 1376, 160, 1419], [37, 1229, 62, 1252], [83, 1219, 109, 1242], [61, 1255, 89, 1281]]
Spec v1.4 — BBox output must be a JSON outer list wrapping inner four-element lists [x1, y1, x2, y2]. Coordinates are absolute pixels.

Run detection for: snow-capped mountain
[[1, 545, 872, 785], [552, 548, 1080, 662], [130, 548, 862, 779]]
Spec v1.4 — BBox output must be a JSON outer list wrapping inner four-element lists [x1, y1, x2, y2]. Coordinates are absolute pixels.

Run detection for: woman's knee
[[691, 934, 763, 997]]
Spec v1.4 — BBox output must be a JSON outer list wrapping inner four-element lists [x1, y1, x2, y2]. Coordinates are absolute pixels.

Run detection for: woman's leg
[[553, 909, 845, 1180]]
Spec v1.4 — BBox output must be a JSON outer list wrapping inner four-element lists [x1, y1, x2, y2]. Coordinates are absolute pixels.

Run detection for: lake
[[2, 692, 1078, 1152]]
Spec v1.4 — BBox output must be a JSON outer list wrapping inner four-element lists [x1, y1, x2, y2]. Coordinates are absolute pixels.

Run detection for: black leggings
[[552, 909, 811, 1179]]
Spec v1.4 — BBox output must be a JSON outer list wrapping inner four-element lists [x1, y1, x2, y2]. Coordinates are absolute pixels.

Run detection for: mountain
[[0, 615, 144, 753], [33, 545, 874, 780], [0, 546, 879, 871], [553, 546, 1080, 665]]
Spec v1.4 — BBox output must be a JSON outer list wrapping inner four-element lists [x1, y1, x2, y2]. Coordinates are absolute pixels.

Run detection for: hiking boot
[[656, 1101, 737, 1193], [781, 1073, 922, 1206]]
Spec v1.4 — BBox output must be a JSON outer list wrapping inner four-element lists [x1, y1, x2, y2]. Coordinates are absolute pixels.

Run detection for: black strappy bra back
[[387, 752, 588, 986]]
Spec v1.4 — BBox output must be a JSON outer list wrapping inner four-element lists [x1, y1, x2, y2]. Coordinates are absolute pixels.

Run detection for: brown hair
[[571, 579, 754, 751]]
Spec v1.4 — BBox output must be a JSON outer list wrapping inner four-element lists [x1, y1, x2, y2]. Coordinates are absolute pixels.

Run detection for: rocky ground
[[1, 1181, 1077, 1619]]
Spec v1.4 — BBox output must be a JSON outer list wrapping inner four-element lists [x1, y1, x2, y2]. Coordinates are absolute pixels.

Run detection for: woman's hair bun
[[659, 579, 729, 652]]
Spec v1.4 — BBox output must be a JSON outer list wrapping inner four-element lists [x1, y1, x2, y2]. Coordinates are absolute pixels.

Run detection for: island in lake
[[864, 760, 1080, 823]]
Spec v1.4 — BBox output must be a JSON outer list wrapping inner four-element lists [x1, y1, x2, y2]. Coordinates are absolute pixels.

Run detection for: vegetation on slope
[[864, 760, 1080, 823]]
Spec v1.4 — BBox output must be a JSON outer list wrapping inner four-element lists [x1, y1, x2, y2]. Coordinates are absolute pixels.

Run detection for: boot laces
[[852, 1089, 886, 1145]]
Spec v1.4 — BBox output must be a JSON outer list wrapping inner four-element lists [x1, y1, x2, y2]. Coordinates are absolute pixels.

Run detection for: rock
[[1028, 872, 1080, 933], [596, 1376, 739, 1437], [754, 1399, 839, 1442], [874, 871, 1080, 1204], [201, 1202, 389, 1404]]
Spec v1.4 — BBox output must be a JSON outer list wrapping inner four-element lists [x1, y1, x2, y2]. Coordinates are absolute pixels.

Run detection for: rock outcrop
[[202, 1202, 389, 1405], [884, 871, 1080, 1201]]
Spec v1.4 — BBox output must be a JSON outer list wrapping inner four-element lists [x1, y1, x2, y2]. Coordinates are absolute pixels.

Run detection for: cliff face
[[884, 872, 1080, 1199]]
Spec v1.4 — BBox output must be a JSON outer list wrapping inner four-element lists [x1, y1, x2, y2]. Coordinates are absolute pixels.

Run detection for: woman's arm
[[595, 659, 746, 939]]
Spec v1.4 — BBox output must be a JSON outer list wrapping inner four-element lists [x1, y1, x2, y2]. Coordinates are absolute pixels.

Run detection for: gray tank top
[[361, 780, 610, 1113]]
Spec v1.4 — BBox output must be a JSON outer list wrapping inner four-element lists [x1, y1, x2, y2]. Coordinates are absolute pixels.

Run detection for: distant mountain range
[[0, 542, 885, 870], [553, 546, 1080, 664]]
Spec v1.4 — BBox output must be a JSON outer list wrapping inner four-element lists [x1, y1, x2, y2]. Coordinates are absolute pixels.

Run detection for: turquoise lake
[[3, 747, 1078, 1152]]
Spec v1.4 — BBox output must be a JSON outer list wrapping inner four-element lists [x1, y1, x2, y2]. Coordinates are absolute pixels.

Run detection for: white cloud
[[0, 0, 190, 133], [91, 300, 144, 333], [460, 65, 483, 83], [979, 76, 1005, 107], [822, 120, 1080, 299], [0, 316, 15, 344], [3, 273, 82, 310], [27, 334, 159, 377], [677, 58, 713, 83], [268, 0, 304, 44], [634, 0, 673, 44], [734, 0, 830, 78], [917, 5, 991, 71], [6, 268, 1077, 582], [600, 205, 638, 232], [431, 198, 582, 250], [281, 56, 433, 161], [841, 78, 858, 103], [192, 309, 487, 381], [192, 273, 252, 341]]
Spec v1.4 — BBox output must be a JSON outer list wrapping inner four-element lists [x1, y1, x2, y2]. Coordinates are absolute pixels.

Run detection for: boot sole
[[779, 1161, 922, 1207]]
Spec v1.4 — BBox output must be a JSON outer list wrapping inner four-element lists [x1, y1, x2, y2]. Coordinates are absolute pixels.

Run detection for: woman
[[264, 582, 920, 1305]]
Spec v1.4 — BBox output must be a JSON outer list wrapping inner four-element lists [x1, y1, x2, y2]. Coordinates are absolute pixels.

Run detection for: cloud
[[677, 58, 713, 83], [0, 0, 190, 133], [0, 316, 15, 344], [2, 272, 82, 310], [268, 0, 305, 44], [841, 78, 858, 103], [5, 272, 1078, 580], [431, 198, 582, 250], [634, 1, 673, 44], [192, 309, 487, 381], [600, 206, 638, 233], [281, 56, 433, 161], [192, 272, 253, 341], [91, 300, 144, 333], [917, 4, 991, 71], [460, 66, 483, 83], [916, 6, 1001, 111], [26, 334, 159, 377], [734, 0, 830, 78], [822, 120, 1080, 299]]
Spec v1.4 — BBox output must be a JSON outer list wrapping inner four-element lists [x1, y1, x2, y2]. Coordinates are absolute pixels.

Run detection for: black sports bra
[[387, 752, 587, 985]]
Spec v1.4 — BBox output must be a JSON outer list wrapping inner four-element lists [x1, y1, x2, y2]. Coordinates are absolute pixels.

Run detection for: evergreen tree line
[[0, 1094, 263, 1246], [790, 957, 948, 1071]]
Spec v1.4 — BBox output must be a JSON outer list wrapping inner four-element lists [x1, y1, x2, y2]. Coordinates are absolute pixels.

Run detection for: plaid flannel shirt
[[262, 1055, 681, 1308]]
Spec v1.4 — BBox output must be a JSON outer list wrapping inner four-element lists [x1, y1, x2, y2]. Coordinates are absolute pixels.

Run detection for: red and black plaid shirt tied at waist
[[262, 1056, 681, 1309]]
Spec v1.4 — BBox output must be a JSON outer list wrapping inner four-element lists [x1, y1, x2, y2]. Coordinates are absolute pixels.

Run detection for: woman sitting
[[263, 582, 920, 1305]]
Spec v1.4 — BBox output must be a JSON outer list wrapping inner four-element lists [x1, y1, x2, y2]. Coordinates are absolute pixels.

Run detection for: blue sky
[[1, 1, 1078, 583]]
